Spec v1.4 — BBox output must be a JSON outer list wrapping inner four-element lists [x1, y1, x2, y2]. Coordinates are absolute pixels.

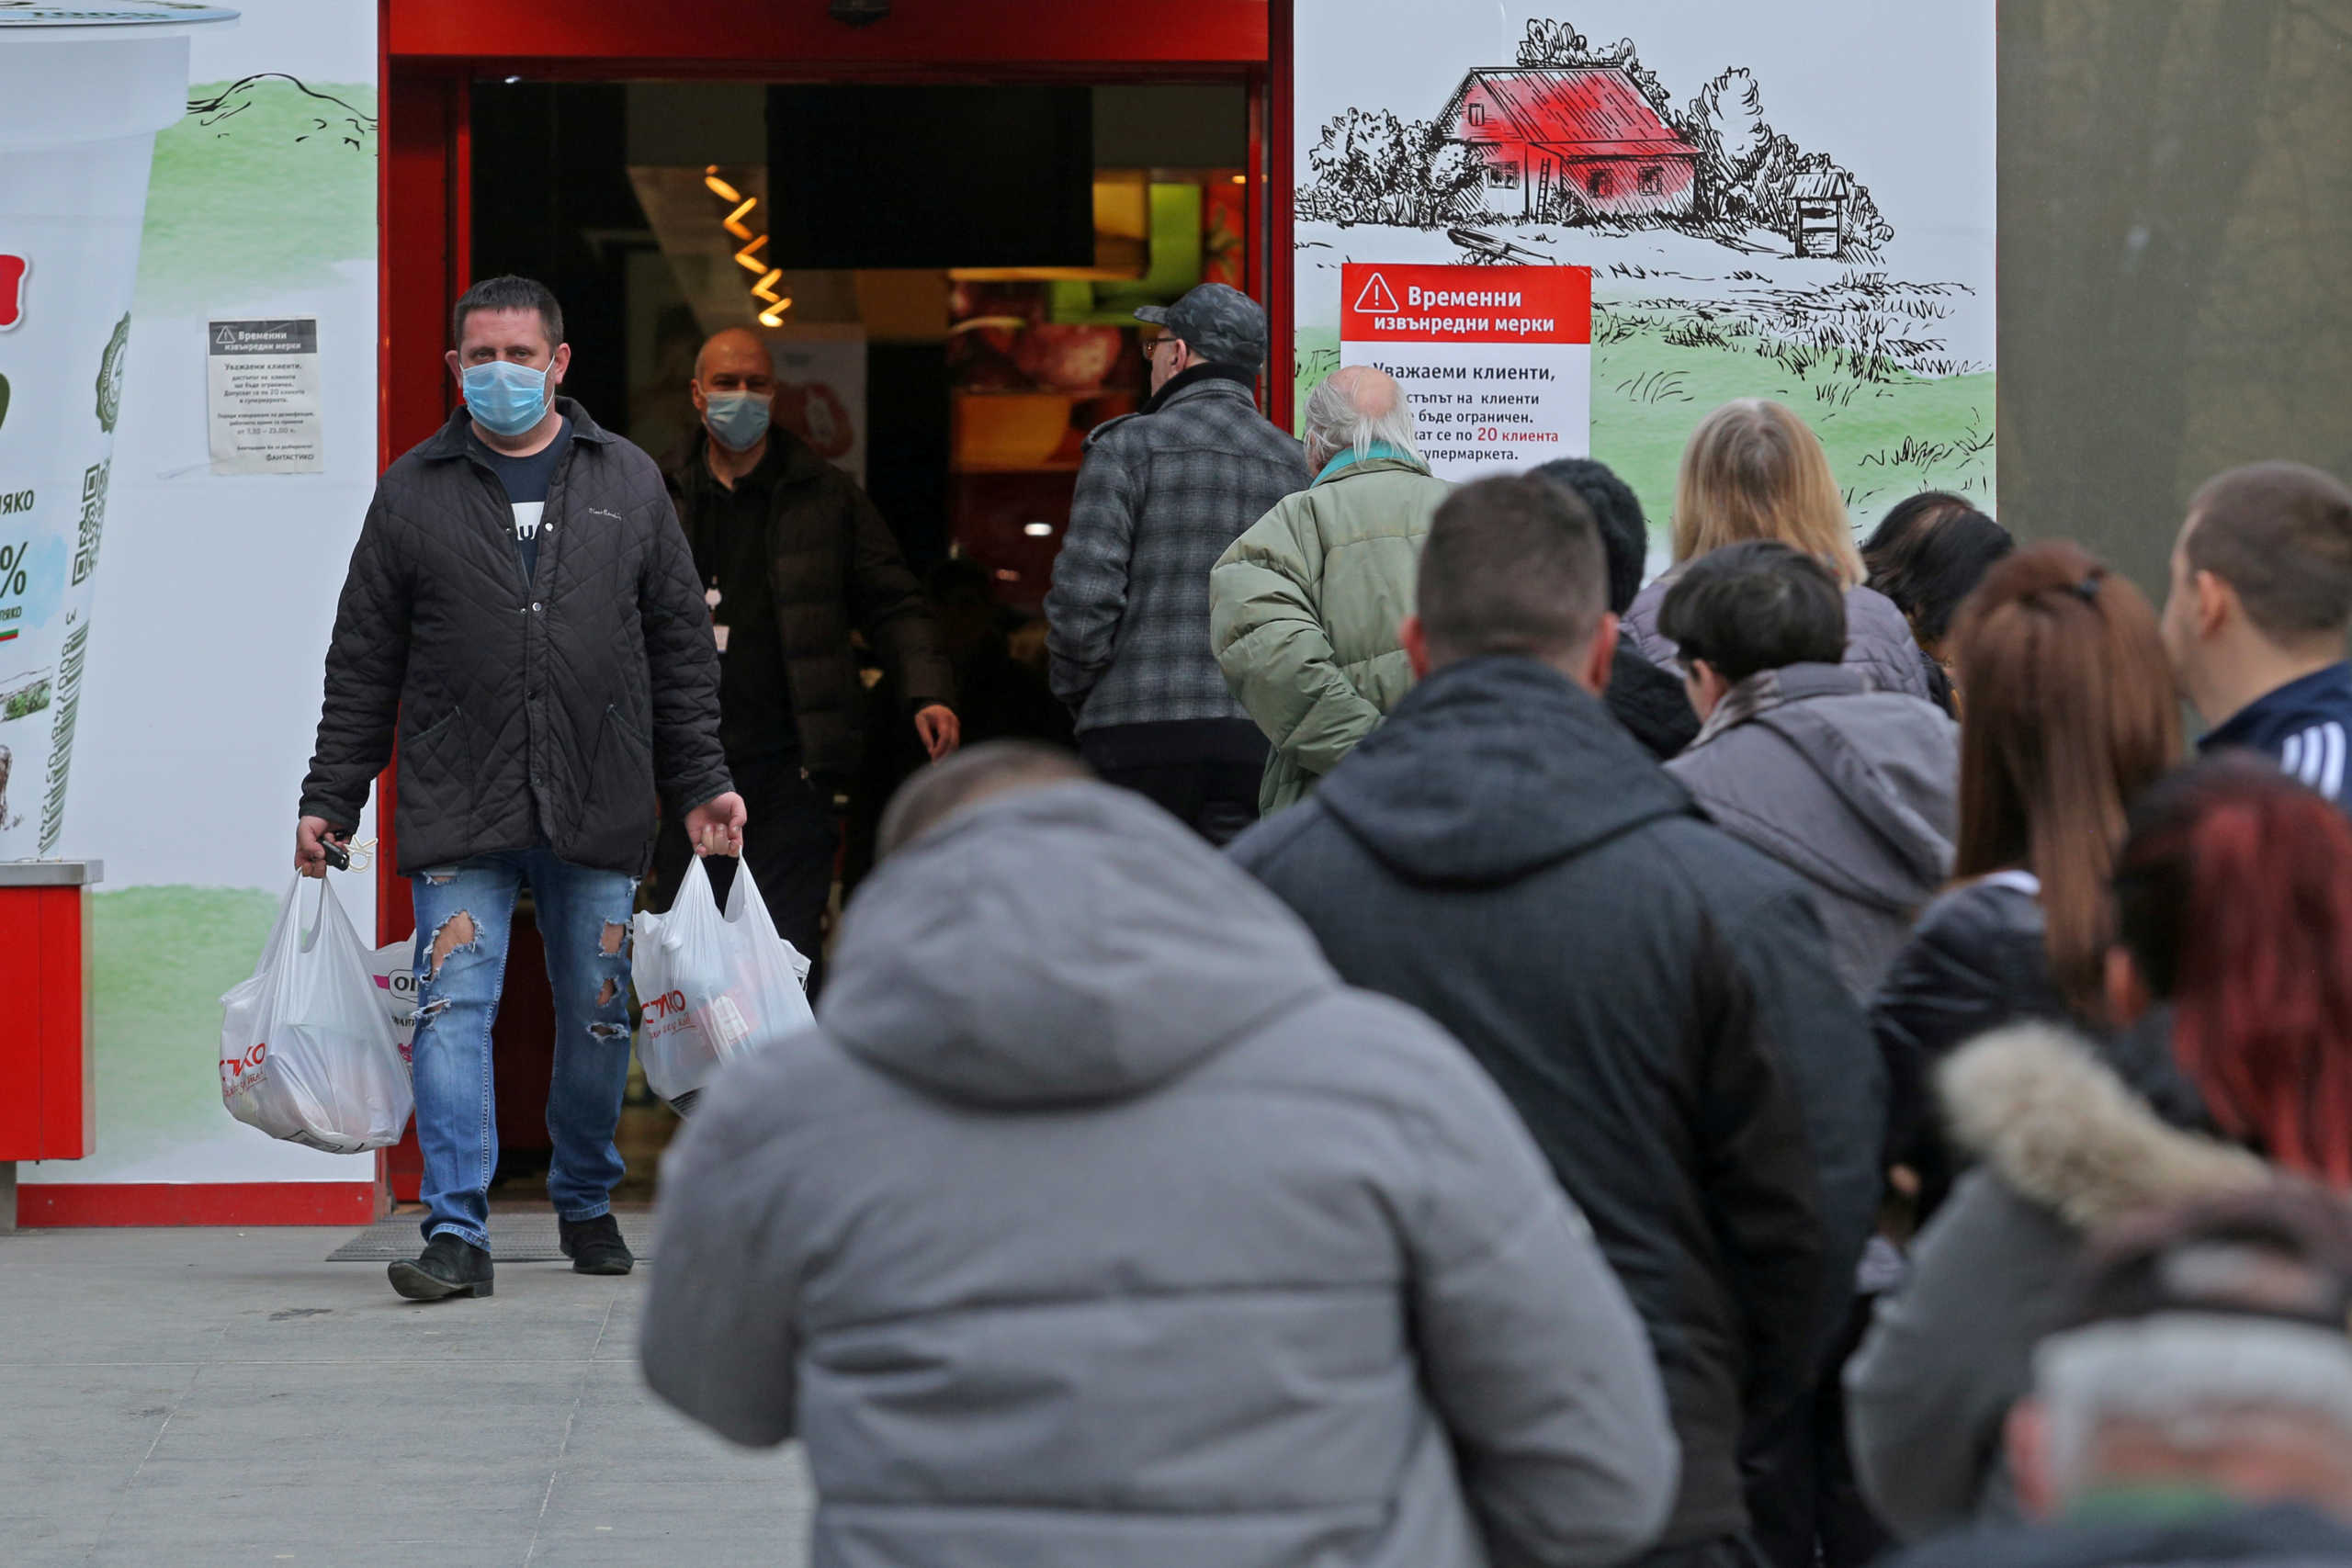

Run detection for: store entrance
[[431, 77, 1255, 1202]]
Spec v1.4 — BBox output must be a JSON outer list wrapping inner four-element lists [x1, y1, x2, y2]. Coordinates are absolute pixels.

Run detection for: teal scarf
[[1313, 441, 1416, 487]]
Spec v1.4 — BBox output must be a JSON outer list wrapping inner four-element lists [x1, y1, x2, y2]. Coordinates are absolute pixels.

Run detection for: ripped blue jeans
[[408, 849, 638, 1250]]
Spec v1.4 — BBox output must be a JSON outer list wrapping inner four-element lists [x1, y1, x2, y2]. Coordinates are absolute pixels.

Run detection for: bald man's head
[[691, 327, 779, 450], [694, 327, 775, 387], [1328, 364, 1401, 419], [1303, 364, 1420, 468]]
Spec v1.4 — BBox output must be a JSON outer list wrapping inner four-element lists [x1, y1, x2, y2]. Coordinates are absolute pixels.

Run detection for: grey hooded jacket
[[639, 782, 1679, 1568], [1668, 663, 1958, 1000]]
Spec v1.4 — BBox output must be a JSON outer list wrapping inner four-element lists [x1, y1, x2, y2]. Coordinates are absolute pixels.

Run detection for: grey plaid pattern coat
[[1046, 375, 1311, 731]]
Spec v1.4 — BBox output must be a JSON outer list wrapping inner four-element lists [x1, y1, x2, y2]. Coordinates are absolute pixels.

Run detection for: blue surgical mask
[[461, 359, 550, 437], [704, 390, 773, 452]]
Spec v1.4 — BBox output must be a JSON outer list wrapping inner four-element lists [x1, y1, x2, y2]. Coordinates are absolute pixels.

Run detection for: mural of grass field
[[83, 886, 279, 1156], [137, 75, 379, 311], [1297, 284, 1994, 544]]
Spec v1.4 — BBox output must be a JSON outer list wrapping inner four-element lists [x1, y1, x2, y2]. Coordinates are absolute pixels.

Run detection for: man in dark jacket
[[2161, 461, 2352, 802], [662, 326, 957, 960], [298, 276, 742, 1302], [1886, 1188, 2352, 1568], [1535, 457, 1700, 760], [642, 746, 1679, 1568], [1662, 541, 1957, 1001], [1230, 474, 1886, 1568], [1046, 283, 1311, 843]]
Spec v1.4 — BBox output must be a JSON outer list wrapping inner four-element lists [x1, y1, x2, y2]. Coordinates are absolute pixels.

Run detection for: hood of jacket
[[1315, 655, 1699, 886], [1675, 663, 1955, 911], [1889, 1501, 2352, 1568], [819, 781, 1336, 1108], [1938, 1022, 2266, 1234]]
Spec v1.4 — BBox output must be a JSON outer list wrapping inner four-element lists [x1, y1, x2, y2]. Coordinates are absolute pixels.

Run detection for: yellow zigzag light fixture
[[704, 166, 791, 327]]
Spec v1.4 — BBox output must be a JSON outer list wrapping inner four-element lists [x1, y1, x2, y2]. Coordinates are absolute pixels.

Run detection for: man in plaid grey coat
[[1046, 284, 1312, 843]]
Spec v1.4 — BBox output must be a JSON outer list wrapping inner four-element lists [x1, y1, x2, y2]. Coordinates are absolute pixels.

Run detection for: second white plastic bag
[[218, 876, 414, 1154], [632, 855, 813, 1103]]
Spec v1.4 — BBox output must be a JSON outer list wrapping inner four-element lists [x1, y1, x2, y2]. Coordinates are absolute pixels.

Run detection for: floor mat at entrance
[[325, 1212, 654, 1262]]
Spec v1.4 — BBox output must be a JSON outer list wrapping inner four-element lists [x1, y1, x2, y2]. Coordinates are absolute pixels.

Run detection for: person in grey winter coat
[[1046, 283, 1312, 842], [641, 744, 1680, 1568], [1849, 759, 2352, 1542], [1660, 541, 1958, 1001], [1628, 568, 1927, 701], [1883, 1185, 2352, 1568], [1847, 1022, 2264, 1540], [1231, 476, 1885, 1568]]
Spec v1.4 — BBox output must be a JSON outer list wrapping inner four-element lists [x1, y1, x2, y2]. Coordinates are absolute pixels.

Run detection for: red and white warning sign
[[1340, 263, 1591, 479]]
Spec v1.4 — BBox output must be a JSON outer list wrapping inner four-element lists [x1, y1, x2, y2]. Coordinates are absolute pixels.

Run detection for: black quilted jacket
[[300, 399, 731, 876], [667, 428, 953, 780]]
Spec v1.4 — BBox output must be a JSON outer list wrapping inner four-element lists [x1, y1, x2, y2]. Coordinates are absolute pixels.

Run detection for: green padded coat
[[1210, 455, 1452, 815]]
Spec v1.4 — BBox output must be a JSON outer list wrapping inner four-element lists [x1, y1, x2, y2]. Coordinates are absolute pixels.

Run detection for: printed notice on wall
[[1340, 264, 1590, 479], [207, 318, 322, 475]]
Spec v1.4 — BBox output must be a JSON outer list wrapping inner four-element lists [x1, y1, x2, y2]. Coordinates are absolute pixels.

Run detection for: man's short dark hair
[[876, 742, 1092, 861], [451, 275, 565, 352], [1656, 539, 1846, 683], [1416, 475, 1608, 667], [2185, 461, 2352, 644], [1533, 457, 1646, 614]]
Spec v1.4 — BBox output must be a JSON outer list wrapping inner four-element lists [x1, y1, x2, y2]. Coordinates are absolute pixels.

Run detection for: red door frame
[[378, 0, 1279, 936], [376, 3, 1282, 1196]]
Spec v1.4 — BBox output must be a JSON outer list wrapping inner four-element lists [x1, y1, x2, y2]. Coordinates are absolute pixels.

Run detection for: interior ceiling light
[[706, 166, 792, 325], [1023, 521, 1054, 537]]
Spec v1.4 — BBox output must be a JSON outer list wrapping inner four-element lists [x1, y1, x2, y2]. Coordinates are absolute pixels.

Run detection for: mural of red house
[[1442, 66, 1699, 221]]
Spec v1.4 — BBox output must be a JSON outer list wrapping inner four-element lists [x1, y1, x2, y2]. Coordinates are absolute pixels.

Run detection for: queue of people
[[300, 270, 2352, 1568]]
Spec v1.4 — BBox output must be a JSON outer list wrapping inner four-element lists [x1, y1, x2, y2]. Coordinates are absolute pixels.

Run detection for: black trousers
[[1744, 1293, 1896, 1568], [650, 752, 839, 973], [1079, 717, 1268, 848], [1632, 1535, 1767, 1568]]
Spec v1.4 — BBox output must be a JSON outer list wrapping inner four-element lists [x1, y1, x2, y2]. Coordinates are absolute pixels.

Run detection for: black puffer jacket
[[668, 429, 952, 780], [300, 400, 730, 876], [1870, 874, 2204, 1216], [1870, 874, 2068, 1203], [1230, 655, 1887, 1550]]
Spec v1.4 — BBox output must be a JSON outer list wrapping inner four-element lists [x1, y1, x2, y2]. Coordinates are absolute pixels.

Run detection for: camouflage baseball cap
[[1135, 283, 1269, 371]]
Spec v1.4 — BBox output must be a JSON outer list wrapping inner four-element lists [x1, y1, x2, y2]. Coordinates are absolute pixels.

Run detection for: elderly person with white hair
[[1209, 367, 1453, 814]]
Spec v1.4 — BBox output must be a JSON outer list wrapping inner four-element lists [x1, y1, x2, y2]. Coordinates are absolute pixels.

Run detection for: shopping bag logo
[[0, 255, 24, 332], [220, 1041, 269, 1093]]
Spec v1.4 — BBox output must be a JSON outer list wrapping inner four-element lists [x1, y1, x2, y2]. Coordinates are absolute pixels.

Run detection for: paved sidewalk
[[0, 1226, 813, 1567]]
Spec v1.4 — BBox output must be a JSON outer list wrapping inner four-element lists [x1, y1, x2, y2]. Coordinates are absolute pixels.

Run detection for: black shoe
[[559, 1213, 635, 1276], [387, 1234, 493, 1301]]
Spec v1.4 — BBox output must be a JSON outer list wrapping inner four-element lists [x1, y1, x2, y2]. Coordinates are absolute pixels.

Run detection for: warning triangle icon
[[1353, 273, 1400, 313]]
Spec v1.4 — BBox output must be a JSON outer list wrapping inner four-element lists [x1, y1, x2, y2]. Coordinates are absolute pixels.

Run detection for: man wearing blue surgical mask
[[298, 275, 744, 1303], [662, 327, 956, 971]]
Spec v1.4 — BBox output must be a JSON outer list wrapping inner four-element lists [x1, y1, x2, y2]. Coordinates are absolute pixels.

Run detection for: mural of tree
[[1305, 106, 1485, 227]]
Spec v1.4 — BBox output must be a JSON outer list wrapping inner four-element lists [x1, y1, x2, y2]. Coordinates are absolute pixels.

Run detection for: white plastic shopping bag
[[218, 876, 414, 1154], [368, 937, 420, 1062], [631, 855, 814, 1104]]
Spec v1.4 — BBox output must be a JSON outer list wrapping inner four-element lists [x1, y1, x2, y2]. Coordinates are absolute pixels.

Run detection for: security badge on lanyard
[[707, 586, 729, 655]]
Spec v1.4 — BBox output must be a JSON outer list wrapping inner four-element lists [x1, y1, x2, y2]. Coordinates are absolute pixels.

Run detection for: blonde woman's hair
[[1671, 400, 1863, 585]]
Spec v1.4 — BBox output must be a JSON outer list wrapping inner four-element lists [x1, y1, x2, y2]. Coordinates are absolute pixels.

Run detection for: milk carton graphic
[[0, 4, 237, 853]]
